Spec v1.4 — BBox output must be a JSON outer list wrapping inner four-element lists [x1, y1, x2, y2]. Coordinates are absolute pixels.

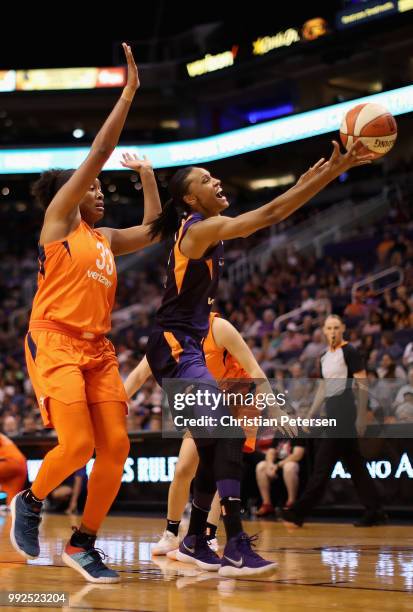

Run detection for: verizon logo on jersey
[[87, 269, 113, 288]]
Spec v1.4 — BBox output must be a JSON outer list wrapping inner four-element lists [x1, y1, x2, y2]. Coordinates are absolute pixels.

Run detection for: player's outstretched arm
[[181, 142, 373, 259]]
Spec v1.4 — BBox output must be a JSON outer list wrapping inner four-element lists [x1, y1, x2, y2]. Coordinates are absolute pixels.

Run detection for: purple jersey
[[155, 213, 224, 339]]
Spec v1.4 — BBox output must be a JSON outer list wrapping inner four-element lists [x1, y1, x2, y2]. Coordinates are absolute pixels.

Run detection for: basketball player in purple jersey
[[146, 141, 372, 577]]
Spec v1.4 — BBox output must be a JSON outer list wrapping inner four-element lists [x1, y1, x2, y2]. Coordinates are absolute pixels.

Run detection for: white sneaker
[[166, 548, 179, 561], [207, 538, 219, 553], [152, 530, 179, 556]]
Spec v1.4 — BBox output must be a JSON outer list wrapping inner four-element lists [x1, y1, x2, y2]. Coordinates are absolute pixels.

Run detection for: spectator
[[403, 341, 413, 369], [393, 367, 413, 410], [2, 415, 20, 438], [278, 322, 305, 355], [344, 290, 368, 319], [375, 332, 403, 364], [299, 329, 325, 373], [395, 392, 413, 423], [376, 353, 406, 380], [21, 415, 41, 436], [362, 311, 382, 336], [255, 439, 306, 516], [257, 309, 276, 337]]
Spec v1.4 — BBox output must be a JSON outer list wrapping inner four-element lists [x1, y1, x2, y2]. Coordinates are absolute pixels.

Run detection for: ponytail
[[149, 197, 185, 241], [149, 166, 195, 241]]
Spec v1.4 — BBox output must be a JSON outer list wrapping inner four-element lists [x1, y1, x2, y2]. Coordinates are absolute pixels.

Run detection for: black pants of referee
[[292, 437, 381, 517]]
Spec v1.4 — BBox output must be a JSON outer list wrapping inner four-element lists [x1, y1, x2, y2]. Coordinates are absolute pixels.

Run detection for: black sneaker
[[281, 507, 304, 527], [354, 510, 388, 527]]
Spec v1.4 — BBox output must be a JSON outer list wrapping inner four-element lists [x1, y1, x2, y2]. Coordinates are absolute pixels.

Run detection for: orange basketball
[[339, 103, 397, 159]]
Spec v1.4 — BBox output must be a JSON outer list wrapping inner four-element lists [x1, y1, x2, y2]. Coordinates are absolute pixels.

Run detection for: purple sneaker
[[219, 533, 277, 578], [175, 534, 221, 571]]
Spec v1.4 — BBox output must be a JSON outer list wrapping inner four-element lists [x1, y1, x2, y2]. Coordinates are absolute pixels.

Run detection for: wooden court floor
[[0, 512, 412, 611]]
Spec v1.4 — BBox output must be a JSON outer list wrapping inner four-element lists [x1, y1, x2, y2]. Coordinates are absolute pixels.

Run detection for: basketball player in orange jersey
[[124, 312, 274, 557], [10, 44, 161, 583], [0, 433, 27, 507]]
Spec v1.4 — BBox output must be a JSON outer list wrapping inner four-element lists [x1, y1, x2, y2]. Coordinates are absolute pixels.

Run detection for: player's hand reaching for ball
[[323, 140, 374, 178]]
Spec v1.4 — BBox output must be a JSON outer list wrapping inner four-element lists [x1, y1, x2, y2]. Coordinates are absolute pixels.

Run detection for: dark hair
[[31, 168, 75, 209], [149, 166, 194, 241]]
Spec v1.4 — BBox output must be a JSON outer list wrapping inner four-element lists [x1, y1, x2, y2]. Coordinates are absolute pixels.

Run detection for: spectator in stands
[[314, 289, 332, 317], [362, 311, 382, 336], [395, 392, 413, 423], [360, 334, 376, 364], [393, 299, 411, 330], [257, 309, 276, 337], [241, 307, 262, 338], [403, 341, 413, 369], [285, 364, 311, 413], [376, 331, 403, 364], [2, 415, 20, 438], [278, 322, 305, 356], [393, 367, 413, 410], [255, 439, 306, 517], [299, 329, 325, 374], [21, 415, 41, 436], [376, 353, 406, 380], [344, 289, 368, 319]]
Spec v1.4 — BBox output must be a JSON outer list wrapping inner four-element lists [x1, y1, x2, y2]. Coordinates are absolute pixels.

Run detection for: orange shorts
[[25, 326, 128, 427]]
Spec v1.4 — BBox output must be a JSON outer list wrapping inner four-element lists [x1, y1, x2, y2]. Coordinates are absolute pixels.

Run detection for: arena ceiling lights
[[0, 84, 412, 174]]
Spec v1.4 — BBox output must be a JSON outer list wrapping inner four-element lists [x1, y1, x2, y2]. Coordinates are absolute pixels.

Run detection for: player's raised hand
[[122, 42, 140, 93], [120, 153, 153, 173]]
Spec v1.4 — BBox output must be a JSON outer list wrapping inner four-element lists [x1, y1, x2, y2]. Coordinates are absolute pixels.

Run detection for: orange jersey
[[30, 221, 116, 336], [204, 312, 248, 381]]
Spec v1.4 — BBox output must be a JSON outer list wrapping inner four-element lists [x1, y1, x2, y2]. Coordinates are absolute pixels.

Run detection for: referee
[[282, 314, 387, 527]]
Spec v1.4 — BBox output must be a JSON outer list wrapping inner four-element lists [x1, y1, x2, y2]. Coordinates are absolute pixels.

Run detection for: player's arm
[[212, 317, 297, 437], [123, 356, 153, 399], [307, 380, 326, 418], [41, 44, 139, 241], [181, 142, 373, 258], [354, 369, 368, 437], [100, 155, 162, 256]]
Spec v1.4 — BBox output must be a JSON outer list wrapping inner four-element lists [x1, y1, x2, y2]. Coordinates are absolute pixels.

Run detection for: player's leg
[[282, 438, 337, 526], [62, 400, 129, 583], [342, 440, 387, 527], [153, 434, 199, 555], [205, 491, 221, 551], [176, 440, 221, 570], [214, 436, 277, 577], [10, 399, 94, 559]]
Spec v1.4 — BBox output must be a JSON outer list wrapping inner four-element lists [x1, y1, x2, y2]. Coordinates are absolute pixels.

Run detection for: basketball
[[339, 103, 397, 158]]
